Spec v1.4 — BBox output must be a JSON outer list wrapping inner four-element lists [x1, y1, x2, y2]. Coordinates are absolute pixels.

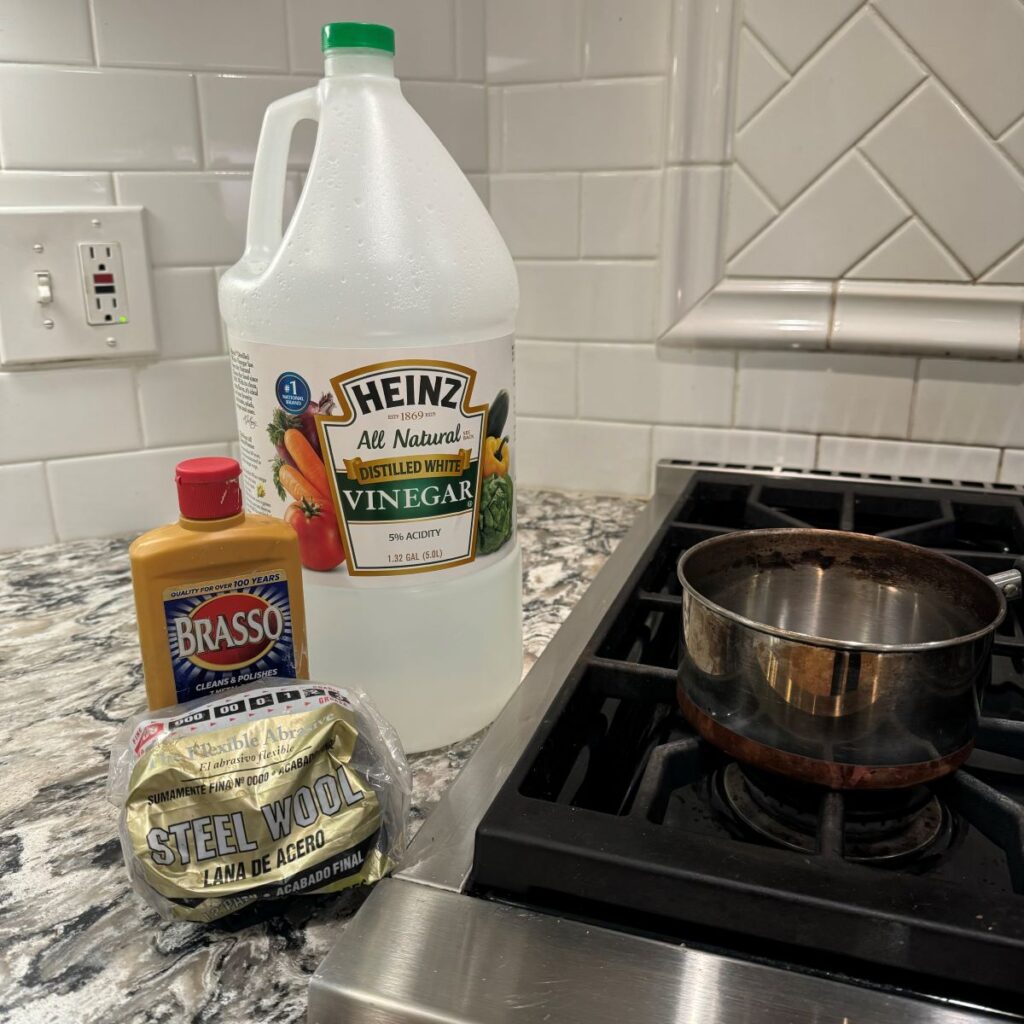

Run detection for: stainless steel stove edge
[[395, 476, 686, 893], [308, 878, 998, 1024], [309, 463, 1011, 1024]]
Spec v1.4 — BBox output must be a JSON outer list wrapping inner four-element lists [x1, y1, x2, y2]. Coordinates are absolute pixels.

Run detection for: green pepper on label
[[478, 473, 514, 554]]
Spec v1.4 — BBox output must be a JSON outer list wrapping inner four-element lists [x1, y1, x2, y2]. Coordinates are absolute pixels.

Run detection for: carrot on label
[[279, 463, 328, 505], [284, 428, 331, 500]]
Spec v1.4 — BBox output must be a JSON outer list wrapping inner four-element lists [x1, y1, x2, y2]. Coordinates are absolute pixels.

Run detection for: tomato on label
[[284, 498, 345, 571]]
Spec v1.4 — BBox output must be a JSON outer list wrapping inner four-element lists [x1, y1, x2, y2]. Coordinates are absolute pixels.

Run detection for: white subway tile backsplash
[[999, 450, 1024, 486], [503, 79, 665, 171], [581, 172, 661, 258], [735, 27, 788, 128], [518, 417, 652, 495], [93, 0, 288, 71], [198, 75, 318, 170], [287, 0, 456, 79], [667, 0, 737, 162], [0, 463, 56, 551], [735, 351, 915, 437], [116, 173, 297, 266], [516, 341, 578, 417], [862, 82, 1024, 278], [137, 357, 238, 448], [456, 0, 486, 81], [517, 261, 657, 341], [743, 0, 861, 74], [579, 345, 734, 425], [0, 67, 201, 171], [817, 435, 1000, 482], [488, 88, 505, 170], [0, 0, 93, 65], [0, 367, 141, 462], [47, 443, 232, 542], [653, 426, 817, 469], [873, 0, 1024, 138], [846, 220, 969, 282], [490, 174, 579, 258], [982, 244, 1024, 285], [467, 174, 490, 205], [911, 359, 1024, 447], [729, 153, 909, 278], [735, 11, 924, 208], [1003, 117, 1024, 175], [402, 83, 487, 173], [660, 166, 726, 331], [584, 0, 670, 78], [831, 282, 1023, 359], [0, 172, 113, 206], [153, 269, 225, 359], [487, 0, 583, 83], [724, 165, 776, 258]]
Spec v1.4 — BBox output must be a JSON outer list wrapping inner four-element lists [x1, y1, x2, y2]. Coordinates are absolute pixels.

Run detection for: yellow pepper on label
[[482, 436, 509, 478]]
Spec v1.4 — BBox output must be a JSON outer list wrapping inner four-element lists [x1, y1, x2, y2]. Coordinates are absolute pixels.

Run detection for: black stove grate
[[472, 473, 1024, 1012]]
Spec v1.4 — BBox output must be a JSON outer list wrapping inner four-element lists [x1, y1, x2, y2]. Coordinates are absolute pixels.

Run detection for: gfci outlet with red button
[[0, 207, 157, 366], [80, 241, 129, 326]]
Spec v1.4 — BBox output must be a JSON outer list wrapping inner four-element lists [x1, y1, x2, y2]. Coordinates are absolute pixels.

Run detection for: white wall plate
[[0, 206, 157, 366]]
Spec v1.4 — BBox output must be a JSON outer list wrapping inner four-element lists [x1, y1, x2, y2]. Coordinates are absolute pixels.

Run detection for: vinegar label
[[229, 337, 515, 582]]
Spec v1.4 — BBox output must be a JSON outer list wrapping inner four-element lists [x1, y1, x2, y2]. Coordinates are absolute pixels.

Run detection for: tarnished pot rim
[[677, 528, 1007, 655]]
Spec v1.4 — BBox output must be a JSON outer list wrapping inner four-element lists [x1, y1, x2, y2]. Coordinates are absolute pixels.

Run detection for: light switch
[[35, 271, 53, 305], [0, 207, 157, 367]]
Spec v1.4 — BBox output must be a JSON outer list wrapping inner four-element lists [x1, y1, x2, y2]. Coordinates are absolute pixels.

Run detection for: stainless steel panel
[[396, 482, 689, 891], [308, 878, 1003, 1024]]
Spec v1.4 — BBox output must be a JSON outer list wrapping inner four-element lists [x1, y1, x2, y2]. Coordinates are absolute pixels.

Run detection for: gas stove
[[310, 464, 1024, 1023]]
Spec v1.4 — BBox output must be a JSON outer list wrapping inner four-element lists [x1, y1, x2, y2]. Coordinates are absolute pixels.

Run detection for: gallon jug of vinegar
[[221, 22, 521, 752]]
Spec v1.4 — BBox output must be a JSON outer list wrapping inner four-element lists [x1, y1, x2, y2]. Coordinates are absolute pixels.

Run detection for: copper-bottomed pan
[[677, 529, 1022, 789]]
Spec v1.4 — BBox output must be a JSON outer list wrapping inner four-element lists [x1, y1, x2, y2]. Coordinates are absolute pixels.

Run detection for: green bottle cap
[[321, 22, 395, 55]]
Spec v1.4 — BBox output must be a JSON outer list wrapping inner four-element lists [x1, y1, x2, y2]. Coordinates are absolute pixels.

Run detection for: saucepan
[[676, 529, 1022, 789]]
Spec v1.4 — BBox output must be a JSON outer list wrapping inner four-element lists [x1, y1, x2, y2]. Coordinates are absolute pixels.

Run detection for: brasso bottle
[[220, 23, 521, 751]]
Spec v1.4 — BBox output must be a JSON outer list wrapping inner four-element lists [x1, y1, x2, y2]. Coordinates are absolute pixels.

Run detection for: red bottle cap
[[176, 457, 242, 520]]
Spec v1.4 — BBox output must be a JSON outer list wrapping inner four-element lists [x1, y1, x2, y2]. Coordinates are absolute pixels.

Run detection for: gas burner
[[715, 763, 953, 864]]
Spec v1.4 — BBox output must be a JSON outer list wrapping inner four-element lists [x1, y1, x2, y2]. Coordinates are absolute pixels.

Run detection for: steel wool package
[[108, 680, 410, 922]]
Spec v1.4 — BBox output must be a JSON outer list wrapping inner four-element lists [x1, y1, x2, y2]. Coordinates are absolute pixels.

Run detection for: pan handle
[[989, 569, 1022, 600]]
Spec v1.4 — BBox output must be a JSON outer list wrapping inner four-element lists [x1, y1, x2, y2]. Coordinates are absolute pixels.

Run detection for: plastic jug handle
[[244, 87, 320, 263]]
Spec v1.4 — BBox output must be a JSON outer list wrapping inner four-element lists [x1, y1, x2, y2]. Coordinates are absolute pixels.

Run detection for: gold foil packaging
[[108, 681, 410, 922]]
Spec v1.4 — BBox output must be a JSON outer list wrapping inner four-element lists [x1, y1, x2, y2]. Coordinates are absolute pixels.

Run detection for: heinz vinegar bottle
[[221, 23, 522, 751]]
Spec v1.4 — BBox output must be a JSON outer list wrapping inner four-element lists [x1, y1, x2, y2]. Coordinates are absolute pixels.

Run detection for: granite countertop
[[1, 490, 642, 1024]]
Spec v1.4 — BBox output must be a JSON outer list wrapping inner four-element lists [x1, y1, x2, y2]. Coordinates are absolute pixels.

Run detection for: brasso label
[[229, 337, 516, 581], [163, 571, 297, 702]]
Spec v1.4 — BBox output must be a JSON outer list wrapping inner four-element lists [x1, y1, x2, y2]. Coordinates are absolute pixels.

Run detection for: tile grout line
[[282, 1, 294, 74], [191, 74, 207, 170], [39, 459, 61, 543], [996, 447, 1007, 484], [576, 171, 583, 258], [86, 0, 101, 67], [904, 357, 921, 440], [824, 279, 841, 348], [998, 108, 1024, 145]]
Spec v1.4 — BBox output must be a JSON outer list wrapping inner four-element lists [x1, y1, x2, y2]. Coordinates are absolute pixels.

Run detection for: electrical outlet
[[79, 242, 129, 326], [0, 207, 156, 366]]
